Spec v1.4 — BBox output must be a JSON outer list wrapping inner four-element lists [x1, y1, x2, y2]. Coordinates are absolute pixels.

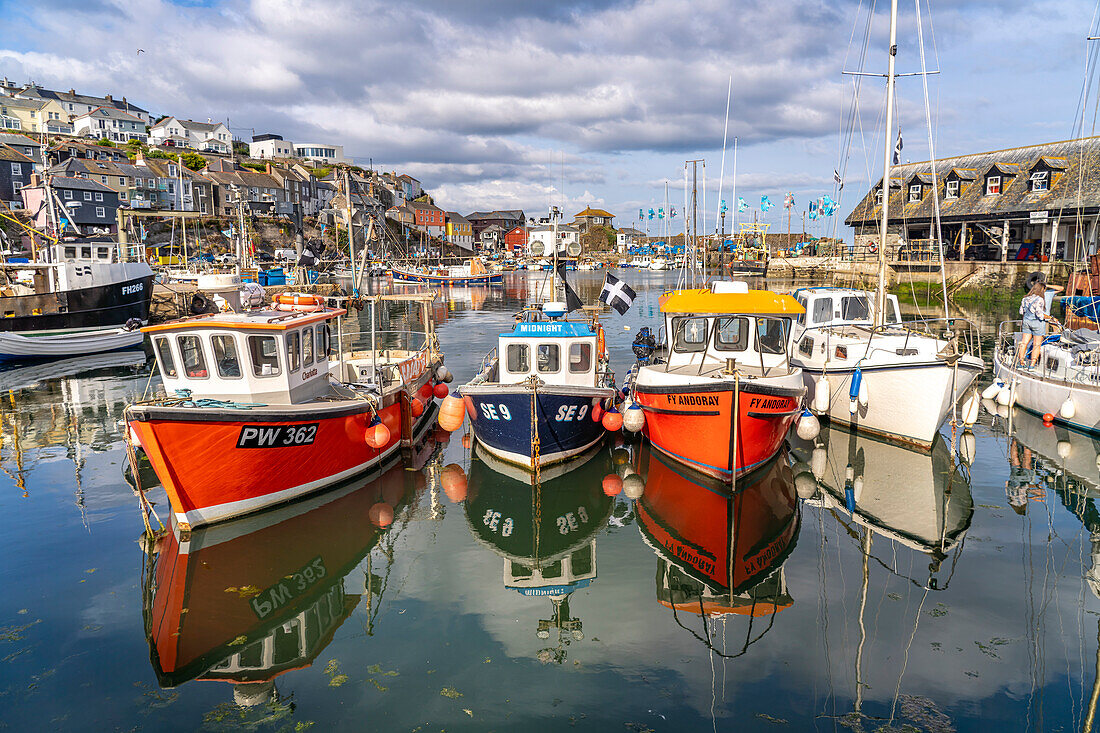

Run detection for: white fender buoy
[[623, 402, 645, 433], [853, 475, 864, 499], [435, 365, 453, 384], [959, 430, 976, 465], [1061, 398, 1077, 420], [857, 380, 869, 408], [617, 463, 637, 480], [961, 392, 980, 427], [814, 375, 831, 413], [622, 473, 645, 499], [795, 471, 818, 499], [811, 446, 828, 480], [1095, 454, 1100, 472], [996, 403, 1010, 419], [981, 398, 999, 416], [982, 381, 1005, 400], [796, 410, 821, 441], [1058, 440, 1072, 459], [995, 386, 1013, 407]]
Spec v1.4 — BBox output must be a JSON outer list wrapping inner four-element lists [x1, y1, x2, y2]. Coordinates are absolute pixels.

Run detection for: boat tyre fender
[[124, 317, 143, 332], [190, 293, 209, 315], [1024, 271, 1046, 292]]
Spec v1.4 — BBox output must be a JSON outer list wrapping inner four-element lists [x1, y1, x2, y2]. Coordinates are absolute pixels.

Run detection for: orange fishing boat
[[629, 281, 807, 481], [127, 293, 446, 529]]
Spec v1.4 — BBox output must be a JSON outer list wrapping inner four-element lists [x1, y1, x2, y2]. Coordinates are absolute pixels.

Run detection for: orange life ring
[[275, 292, 323, 307], [274, 302, 324, 312]]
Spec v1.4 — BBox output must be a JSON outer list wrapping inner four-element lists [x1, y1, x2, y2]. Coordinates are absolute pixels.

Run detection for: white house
[[149, 118, 231, 154], [72, 106, 147, 143], [527, 223, 579, 256], [616, 227, 645, 251], [294, 143, 345, 165], [249, 133, 296, 160]]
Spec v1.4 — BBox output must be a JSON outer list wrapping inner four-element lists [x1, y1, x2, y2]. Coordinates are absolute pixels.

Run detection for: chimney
[[122, 96, 127, 107], [68, 89, 75, 95], [104, 94, 112, 102], [265, 162, 273, 175], [28, 173, 41, 188], [134, 151, 145, 166]]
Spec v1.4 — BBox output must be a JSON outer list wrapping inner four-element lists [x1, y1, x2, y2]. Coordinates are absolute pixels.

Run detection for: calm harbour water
[[0, 270, 1095, 732]]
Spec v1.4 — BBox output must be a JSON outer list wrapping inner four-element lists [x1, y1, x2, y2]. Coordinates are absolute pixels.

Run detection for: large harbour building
[[845, 137, 1100, 262]]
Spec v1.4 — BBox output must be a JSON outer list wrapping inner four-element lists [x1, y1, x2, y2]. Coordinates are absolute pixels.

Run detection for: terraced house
[[0, 96, 71, 134], [15, 86, 151, 125], [0, 143, 34, 208], [72, 106, 147, 143], [846, 136, 1100, 262]]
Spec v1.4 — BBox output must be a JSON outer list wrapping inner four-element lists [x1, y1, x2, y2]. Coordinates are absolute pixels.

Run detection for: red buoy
[[602, 409, 623, 432], [365, 422, 391, 449], [441, 463, 468, 502], [433, 382, 450, 399], [411, 398, 425, 417], [419, 383, 434, 401], [369, 502, 394, 528], [602, 474, 623, 496], [592, 403, 603, 422], [1043, 413, 1055, 423]]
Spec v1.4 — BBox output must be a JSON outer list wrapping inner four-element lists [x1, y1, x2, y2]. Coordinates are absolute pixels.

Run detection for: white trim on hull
[[473, 432, 606, 470], [992, 358, 1100, 435]]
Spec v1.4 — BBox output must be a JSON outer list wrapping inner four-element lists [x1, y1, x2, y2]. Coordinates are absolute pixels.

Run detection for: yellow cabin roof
[[658, 288, 804, 316]]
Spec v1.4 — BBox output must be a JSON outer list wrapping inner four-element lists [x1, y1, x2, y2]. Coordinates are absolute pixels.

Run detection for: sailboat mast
[[876, 0, 899, 327]]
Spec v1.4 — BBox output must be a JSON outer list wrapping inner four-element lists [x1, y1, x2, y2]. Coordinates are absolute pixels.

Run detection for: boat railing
[[796, 316, 982, 362], [995, 319, 1100, 384], [479, 346, 498, 374], [338, 328, 429, 356]]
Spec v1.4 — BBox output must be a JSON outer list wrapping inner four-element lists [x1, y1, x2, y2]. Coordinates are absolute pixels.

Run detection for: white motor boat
[[790, 288, 984, 448], [0, 326, 145, 360], [648, 257, 669, 271]]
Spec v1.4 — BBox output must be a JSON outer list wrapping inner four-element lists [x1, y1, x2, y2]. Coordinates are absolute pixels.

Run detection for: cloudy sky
[[1, 0, 1097, 236]]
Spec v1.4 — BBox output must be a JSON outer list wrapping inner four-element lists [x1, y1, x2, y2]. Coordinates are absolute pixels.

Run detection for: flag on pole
[[760, 195, 773, 212], [648, 208, 655, 220], [808, 200, 818, 220], [893, 131, 903, 165], [669, 206, 677, 218], [738, 197, 747, 213], [784, 192, 795, 210], [834, 169, 843, 190], [556, 260, 583, 312], [599, 272, 636, 315]]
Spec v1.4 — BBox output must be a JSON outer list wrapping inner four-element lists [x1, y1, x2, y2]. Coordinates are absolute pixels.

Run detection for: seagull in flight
[[136, 49, 144, 55]]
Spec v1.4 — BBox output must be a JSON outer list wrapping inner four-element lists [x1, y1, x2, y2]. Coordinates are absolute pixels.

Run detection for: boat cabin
[[144, 308, 342, 404], [792, 287, 902, 329], [498, 320, 601, 387], [658, 281, 804, 373]]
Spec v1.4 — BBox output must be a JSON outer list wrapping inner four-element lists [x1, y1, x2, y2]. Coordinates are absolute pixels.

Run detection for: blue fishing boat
[[462, 303, 618, 469]]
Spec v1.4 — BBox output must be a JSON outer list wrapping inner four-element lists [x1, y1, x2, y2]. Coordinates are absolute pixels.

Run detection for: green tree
[[179, 151, 207, 171], [96, 138, 115, 147]]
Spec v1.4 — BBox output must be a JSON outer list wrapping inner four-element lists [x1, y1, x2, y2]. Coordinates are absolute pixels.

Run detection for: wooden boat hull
[[633, 379, 804, 481], [129, 399, 437, 528], [462, 384, 617, 469], [389, 268, 502, 286]]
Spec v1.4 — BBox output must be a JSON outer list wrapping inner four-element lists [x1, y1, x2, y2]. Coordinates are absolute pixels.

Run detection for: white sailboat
[[789, 0, 983, 449]]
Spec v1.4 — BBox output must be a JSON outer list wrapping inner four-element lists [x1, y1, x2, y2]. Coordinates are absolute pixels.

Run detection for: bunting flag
[[819, 195, 837, 217], [834, 169, 843, 190], [737, 197, 747, 213], [784, 192, 795, 210], [648, 208, 655, 220], [599, 272, 636, 315], [719, 199, 727, 214], [893, 131, 903, 165], [808, 200, 818, 221], [669, 206, 677, 218], [638, 208, 644, 219], [657, 207, 664, 220], [760, 195, 773, 213]]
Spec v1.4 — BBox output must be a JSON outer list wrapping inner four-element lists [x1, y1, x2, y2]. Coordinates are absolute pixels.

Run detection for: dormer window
[[1030, 170, 1049, 192], [986, 175, 1001, 195], [908, 184, 922, 202], [875, 189, 883, 205], [945, 180, 959, 199]]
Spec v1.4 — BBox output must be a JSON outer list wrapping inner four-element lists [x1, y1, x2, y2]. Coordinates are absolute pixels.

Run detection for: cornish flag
[[600, 272, 636, 315]]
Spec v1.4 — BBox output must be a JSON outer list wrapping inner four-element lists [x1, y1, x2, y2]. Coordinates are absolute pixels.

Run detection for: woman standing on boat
[[1017, 280, 1062, 369]]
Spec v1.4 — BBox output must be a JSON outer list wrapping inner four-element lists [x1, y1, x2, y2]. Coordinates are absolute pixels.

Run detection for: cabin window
[[757, 318, 789, 355], [177, 335, 209, 378], [154, 337, 177, 378], [569, 343, 592, 373], [80, 246, 91, 259], [64, 246, 76, 259], [537, 344, 560, 373], [673, 317, 709, 352], [287, 331, 301, 372], [211, 334, 241, 378], [799, 336, 814, 357], [840, 296, 870, 321], [812, 298, 833, 325], [986, 175, 1001, 195], [248, 335, 282, 376], [795, 296, 807, 325], [715, 316, 748, 351], [316, 324, 330, 357], [506, 343, 529, 372], [97, 247, 110, 259], [302, 328, 314, 365], [945, 180, 959, 198]]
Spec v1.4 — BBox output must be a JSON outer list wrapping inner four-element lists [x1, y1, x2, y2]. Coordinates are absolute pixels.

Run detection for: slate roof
[[846, 137, 1100, 227], [0, 133, 41, 149], [75, 105, 143, 123], [0, 144, 33, 164], [22, 86, 148, 115], [49, 176, 114, 193]]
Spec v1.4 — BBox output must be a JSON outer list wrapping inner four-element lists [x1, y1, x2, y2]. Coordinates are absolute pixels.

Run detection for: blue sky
[[0, 0, 1096, 238]]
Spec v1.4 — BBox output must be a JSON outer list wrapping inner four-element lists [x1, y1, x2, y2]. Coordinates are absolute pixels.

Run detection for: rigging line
[[915, 0, 950, 321], [714, 76, 732, 237], [888, 587, 930, 725], [834, 0, 878, 240]]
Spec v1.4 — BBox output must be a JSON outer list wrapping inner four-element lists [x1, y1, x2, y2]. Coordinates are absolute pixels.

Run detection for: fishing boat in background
[[390, 257, 502, 286], [724, 221, 769, 276], [127, 293, 446, 529], [0, 325, 144, 360], [144, 455, 421, 696], [629, 280, 806, 481], [790, 287, 983, 448]]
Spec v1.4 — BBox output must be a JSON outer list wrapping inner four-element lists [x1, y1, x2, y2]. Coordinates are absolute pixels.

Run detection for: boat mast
[[875, 0, 899, 328], [343, 168, 357, 295]]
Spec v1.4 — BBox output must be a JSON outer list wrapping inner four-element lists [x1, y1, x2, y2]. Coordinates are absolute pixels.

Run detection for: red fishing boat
[[145, 455, 419, 695], [127, 293, 445, 529], [629, 281, 806, 481]]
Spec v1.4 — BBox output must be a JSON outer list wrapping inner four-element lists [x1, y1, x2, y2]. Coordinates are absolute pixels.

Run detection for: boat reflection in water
[[634, 444, 800, 655], [789, 422, 973, 581], [143, 453, 425, 705], [464, 444, 615, 664]]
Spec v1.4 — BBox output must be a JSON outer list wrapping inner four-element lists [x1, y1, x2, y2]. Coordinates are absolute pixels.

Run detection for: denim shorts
[[1021, 318, 1045, 336]]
